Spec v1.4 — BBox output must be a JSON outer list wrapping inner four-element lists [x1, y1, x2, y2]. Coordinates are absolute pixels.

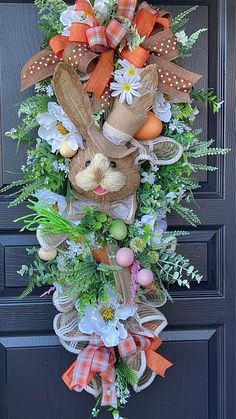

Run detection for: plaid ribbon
[[71, 333, 117, 407], [82, 0, 137, 52], [62, 332, 154, 407]]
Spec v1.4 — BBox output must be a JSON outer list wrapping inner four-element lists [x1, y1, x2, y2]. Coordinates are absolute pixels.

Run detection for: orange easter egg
[[134, 111, 163, 141]]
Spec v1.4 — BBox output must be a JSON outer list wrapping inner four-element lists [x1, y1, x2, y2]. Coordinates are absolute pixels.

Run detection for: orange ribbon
[[146, 336, 173, 377], [49, 0, 170, 98]]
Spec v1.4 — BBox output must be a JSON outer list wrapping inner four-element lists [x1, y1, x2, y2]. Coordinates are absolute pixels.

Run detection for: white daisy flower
[[79, 289, 136, 347], [37, 102, 83, 153], [116, 59, 141, 82], [153, 91, 172, 122], [110, 74, 141, 105], [175, 30, 189, 46]]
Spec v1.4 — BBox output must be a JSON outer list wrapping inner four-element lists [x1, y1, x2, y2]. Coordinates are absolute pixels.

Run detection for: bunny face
[[69, 143, 140, 203]]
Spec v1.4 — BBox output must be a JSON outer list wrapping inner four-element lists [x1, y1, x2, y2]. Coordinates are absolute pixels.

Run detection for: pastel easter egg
[[60, 141, 77, 158], [38, 247, 57, 261], [116, 247, 134, 268], [134, 111, 163, 141], [109, 220, 128, 240], [137, 269, 154, 287]]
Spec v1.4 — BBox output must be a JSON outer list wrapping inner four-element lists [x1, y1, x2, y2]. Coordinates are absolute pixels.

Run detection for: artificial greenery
[[172, 6, 199, 32], [191, 87, 224, 113], [179, 28, 208, 57], [0, 142, 68, 206], [6, 93, 51, 144], [35, 0, 67, 47], [17, 247, 59, 298]]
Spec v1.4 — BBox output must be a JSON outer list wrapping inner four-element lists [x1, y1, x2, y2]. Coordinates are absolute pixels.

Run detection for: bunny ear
[[52, 63, 92, 139], [151, 137, 183, 165]]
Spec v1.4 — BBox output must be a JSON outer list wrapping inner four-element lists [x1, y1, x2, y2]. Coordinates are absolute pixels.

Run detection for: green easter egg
[[109, 220, 128, 240]]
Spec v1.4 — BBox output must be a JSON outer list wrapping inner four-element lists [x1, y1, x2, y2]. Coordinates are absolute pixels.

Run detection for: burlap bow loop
[[68, 192, 138, 224]]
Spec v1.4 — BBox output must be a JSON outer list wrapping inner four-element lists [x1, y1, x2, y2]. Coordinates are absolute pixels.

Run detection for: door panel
[[0, 1, 235, 418]]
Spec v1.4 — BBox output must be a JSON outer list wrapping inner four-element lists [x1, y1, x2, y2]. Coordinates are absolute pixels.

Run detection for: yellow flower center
[[122, 83, 131, 93], [57, 123, 68, 136], [52, 202, 59, 212], [82, 11, 88, 19], [127, 68, 136, 77], [101, 306, 115, 322]]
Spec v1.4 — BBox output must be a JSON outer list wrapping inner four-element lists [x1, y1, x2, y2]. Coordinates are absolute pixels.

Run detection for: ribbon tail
[[146, 349, 173, 377], [62, 360, 78, 390], [21, 48, 60, 91], [148, 55, 201, 102], [100, 367, 117, 408], [84, 50, 114, 98]]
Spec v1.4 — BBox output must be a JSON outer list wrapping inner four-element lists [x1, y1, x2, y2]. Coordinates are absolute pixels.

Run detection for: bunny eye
[[110, 161, 117, 168], [85, 160, 91, 167]]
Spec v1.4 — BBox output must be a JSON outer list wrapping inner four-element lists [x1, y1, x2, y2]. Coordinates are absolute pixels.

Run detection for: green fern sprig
[[172, 6, 198, 32], [0, 179, 29, 194], [116, 359, 138, 386], [190, 163, 218, 172], [186, 146, 230, 158], [8, 180, 42, 207], [171, 202, 200, 226]]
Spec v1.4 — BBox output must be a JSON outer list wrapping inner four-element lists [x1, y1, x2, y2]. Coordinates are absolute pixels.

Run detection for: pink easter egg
[[116, 248, 134, 268], [137, 269, 154, 287]]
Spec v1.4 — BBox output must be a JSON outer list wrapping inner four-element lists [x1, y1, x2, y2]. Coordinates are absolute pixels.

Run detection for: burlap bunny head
[[53, 63, 140, 204]]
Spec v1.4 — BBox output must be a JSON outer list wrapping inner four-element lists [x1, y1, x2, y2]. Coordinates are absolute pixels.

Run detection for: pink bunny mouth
[[92, 186, 109, 196]]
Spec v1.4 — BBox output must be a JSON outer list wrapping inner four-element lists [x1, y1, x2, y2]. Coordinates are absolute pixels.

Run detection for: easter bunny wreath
[[2, 1, 229, 417]]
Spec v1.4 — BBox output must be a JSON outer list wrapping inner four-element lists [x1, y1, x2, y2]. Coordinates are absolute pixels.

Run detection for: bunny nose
[[94, 167, 105, 183]]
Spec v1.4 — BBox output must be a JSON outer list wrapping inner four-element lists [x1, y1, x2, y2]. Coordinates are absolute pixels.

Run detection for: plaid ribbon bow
[[62, 332, 172, 407]]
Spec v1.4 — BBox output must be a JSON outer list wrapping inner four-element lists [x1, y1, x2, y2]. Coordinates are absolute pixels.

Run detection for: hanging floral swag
[[2, 0, 229, 417]]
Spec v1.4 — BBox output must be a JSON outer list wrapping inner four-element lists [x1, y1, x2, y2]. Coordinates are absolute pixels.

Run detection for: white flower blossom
[[153, 91, 172, 122], [35, 189, 67, 215], [113, 414, 124, 419], [52, 160, 70, 174], [169, 119, 191, 134], [66, 240, 82, 259], [110, 74, 141, 105], [175, 30, 189, 46], [60, 6, 92, 36], [94, 0, 110, 24], [35, 83, 54, 97], [116, 59, 141, 82], [141, 171, 156, 185], [37, 102, 83, 153], [79, 289, 136, 347]]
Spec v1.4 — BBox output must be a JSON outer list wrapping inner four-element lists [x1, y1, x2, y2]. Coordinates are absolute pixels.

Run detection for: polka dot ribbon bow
[[21, 0, 201, 102], [61, 332, 172, 408]]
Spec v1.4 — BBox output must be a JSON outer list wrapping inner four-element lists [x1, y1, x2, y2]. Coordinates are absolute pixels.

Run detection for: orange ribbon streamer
[[146, 337, 173, 377], [84, 50, 114, 98]]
